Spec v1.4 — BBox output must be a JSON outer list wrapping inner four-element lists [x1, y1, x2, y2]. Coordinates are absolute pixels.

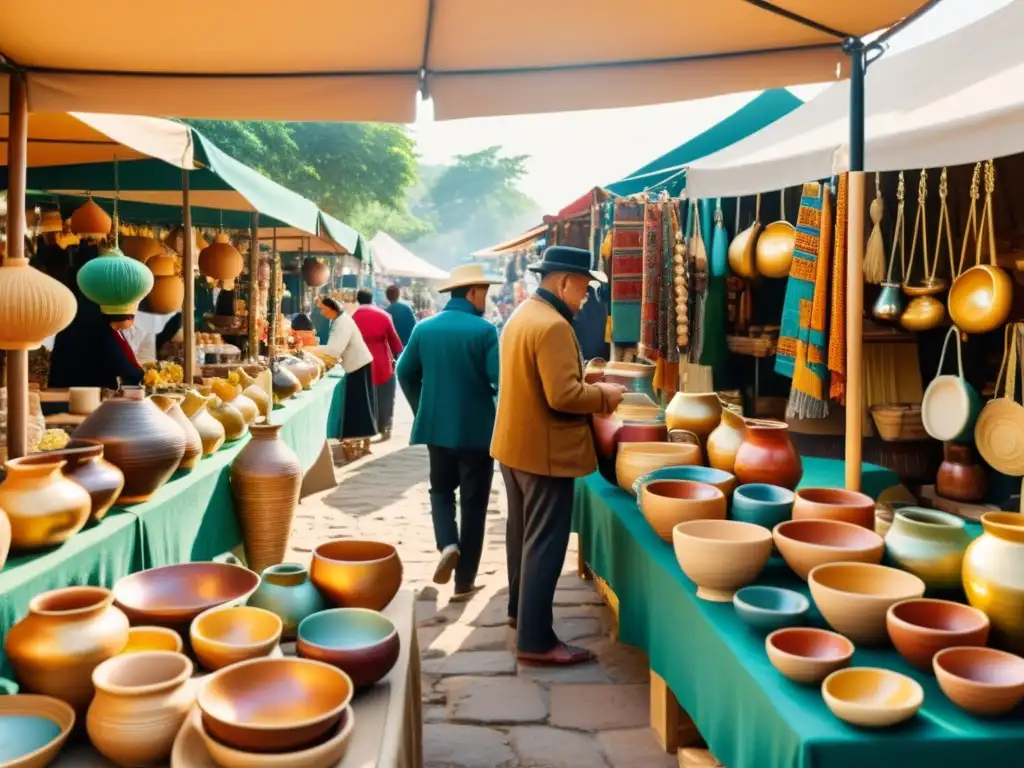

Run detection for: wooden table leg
[[651, 670, 702, 753]]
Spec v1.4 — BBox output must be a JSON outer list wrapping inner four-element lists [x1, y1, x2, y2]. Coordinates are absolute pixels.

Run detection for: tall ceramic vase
[[963, 512, 1024, 653], [150, 394, 203, 472], [0, 457, 92, 551], [733, 419, 803, 490], [230, 424, 302, 573]]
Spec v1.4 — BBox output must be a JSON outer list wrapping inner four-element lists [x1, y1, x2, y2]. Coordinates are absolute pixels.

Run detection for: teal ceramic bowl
[[0, 695, 75, 767], [732, 484, 795, 529], [297, 608, 400, 689], [733, 586, 810, 634], [633, 465, 737, 500]]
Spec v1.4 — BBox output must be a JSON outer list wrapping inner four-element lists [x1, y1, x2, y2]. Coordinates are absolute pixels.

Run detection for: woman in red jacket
[[351, 289, 404, 440]]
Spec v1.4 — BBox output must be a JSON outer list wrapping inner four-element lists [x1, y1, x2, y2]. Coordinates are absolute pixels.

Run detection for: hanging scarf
[[639, 201, 664, 360], [829, 175, 848, 404], [610, 201, 645, 344]]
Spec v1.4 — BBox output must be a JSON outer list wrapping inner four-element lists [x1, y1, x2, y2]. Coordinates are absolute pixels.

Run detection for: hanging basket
[[869, 404, 927, 442]]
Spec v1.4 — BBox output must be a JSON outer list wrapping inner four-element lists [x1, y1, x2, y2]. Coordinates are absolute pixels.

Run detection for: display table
[[54, 589, 422, 768], [573, 458, 1024, 768]]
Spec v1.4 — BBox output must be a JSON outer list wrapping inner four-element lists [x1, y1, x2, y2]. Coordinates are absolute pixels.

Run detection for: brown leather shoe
[[517, 642, 595, 666]]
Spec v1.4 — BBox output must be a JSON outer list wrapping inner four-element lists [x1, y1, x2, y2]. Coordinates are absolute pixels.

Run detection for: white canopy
[[369, 232, 449, 281], [686, 1, 1024, 199]]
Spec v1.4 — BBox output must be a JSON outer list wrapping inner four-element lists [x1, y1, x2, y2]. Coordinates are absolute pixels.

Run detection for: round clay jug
[[247, 563, 326, 640], [885, 508, 970, 591], [963, 512, 1024, 652], [208, 397, 248, 442], [87, 651, 195, 766], [734, 420, 803, 490], [230, 424, 302, 574], [4, 586, 130, 713], [0, 457, 92, 551], [706, 407, 745, 472], [150, 394, 202, 472], [665, 392, 723, 443], [181, 391, 226, 456], [73, 391, 187, 504], [936, 443, 987, 503], [272, 366, 302, 402], [228, 392, 260, 425], [18, 439, 124, 522]]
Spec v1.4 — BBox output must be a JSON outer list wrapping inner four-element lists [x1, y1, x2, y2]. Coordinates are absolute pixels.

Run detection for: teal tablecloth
[[573, 458, 1022, 768]]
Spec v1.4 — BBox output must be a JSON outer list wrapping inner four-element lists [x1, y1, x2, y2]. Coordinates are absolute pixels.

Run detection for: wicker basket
[[727, 334, 778, 358], [870, 403, 928, 442]]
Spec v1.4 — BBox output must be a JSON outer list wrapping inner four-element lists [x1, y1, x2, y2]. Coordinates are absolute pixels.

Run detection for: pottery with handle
[[733, 419, 803, 490]]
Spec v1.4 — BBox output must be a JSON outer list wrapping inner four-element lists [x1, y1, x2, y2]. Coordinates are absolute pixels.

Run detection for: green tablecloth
[[573, 458, 1023, 768]]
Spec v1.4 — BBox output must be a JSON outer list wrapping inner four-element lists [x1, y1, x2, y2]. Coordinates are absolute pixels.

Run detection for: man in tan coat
[[492, 246, 625, 665]]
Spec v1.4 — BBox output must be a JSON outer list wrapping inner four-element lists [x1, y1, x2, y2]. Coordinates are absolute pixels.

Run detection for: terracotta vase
[[147, 275, 184, 313], [4, 586, 130, 713], [734, 419, 803, 490], [600, 361, 657, 400], [592, 398, 667, 485], [18, 439, 124, 522], [936, 443, 987, 503], [73, 390, 187, 504], [885, 508, 971, 591], [181, 391, 226, 456], [665, 392, 723, 443], [87, 651, 195, 766], [272, 366, 302, 402], [150, 394, 203, 472], [208, 398, 248, 442], [247, 563, 326, 640], [706, 407, 745, 472], [0, 457, 92, 551], [230, 424, 302, 574], [963, 512, 1024, 653]]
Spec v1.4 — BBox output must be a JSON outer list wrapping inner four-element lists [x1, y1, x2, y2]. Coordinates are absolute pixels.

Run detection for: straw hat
[[437, 264, 503, 293]]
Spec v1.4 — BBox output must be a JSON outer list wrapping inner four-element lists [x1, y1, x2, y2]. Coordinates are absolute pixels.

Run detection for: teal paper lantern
[[77, 247, 155, 315]]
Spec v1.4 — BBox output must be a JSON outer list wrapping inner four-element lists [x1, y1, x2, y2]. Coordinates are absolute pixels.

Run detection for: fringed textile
[[639, 202, 664, 361], [829, 174, 848, 404], [610, 201, 644, 344], [776, 184, 820, 379]]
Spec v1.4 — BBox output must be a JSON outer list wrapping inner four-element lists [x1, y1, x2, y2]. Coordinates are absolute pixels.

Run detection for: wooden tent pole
[[248, 212, 260, 360], [182, 170, 196, 384], [5, 74, 30, 459]]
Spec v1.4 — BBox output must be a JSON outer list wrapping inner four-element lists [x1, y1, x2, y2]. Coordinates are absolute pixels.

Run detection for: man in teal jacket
[[397, 264, 502, 601]]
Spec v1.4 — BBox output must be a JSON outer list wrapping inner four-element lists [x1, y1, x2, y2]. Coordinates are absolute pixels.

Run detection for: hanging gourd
[[121, 235, 164, 263], [147, 253, 178, 277], [0, 257, 77, 350], [162, 226, 209, 257], [199, 233, 244, 281], [756, 189, 796, 278], [77, 246, 155, 315], [147, 275, 185, 313], [70, 199, 112, 241], [38, 210, 64, 234], [302, 257, 329, 287]]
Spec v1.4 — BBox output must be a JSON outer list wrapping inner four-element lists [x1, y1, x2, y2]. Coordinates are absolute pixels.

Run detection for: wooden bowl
[[809, 563, 925, 645], [766, 627, 853, 684], [822, 667, 923, 727], [297, 608, 400, 689], [0, 695, 75, 768], [733, 586, 809, 634], [121, 626, 183, 654], [197, 657, 353, 754], [615, 442, 703, 495], [887, 599, 990, 671], [773, 519, 884, 581], [311, 540, 403, 611], [672, 519, 773, 602], [933, 646, 1024, 716], [191, 607, 282, 671], [641, 481, 726, 542], [793, 488, 876, 529]]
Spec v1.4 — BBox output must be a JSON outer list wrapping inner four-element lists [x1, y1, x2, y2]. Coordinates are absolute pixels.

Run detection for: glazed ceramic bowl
[[809, 563, 925, 645], [113, 562, 261, 630], [197, 657, 353, 753], [731, 484, 795, 530], [297, 608, 400, 689], [765, 627, 854, 684], [733, 586, 809, 634], [773, 519, 885, 581], [822, 667, 923, 728], [0, 694, 75, 768], [632, 465, 736, 498], [933, 646, 1024, 716], [887, 599, 990, 671], [793, 488, 876, 529], [311, 540, 403, 611], [640, 481, 727, 542], [121, 626, 183, 654], [191, 607, 283, 671], [672, 519, 773, 602], [615, 442, 703, 495]]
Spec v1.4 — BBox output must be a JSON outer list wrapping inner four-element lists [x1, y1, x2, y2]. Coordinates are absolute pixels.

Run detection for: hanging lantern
[[0, 258, 77, 350], [147, 275, 184, 313], [76, 247, 154, 315], [302, 257, 329, 287], [199, 233, 244, 281], [70, 199, 112, 241], [147, 253, 177, 277], [121, 235, 165, 263], [38, 210, 64, 235]]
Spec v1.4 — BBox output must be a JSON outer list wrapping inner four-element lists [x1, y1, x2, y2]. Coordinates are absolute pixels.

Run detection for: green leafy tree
[[425, 147, 531, 231]]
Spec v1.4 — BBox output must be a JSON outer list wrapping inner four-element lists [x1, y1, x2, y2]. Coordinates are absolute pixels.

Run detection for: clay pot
[[672, 519, 773, 602], [87, 651, 195, 766], [0, 257, 77, 350], [765, 627, 853, 684], [150, 394, 202, 472], [600, 361, 657, 400], [733, 586, 809, 634], [0, 510, 9, 571], [311, 540, 403, 610], [592, 398, 667, 485], [640, 480, 727, 542], [297, 608, 400, 689], [665, 392, 722, 443], [792, 487, 875, 529], [933, 647, 1024, 716], [886, 598, 990, 671], [706, 407, 745, 472], [208, 398, 248, 442], [73, 392, 187, 504], [615, 442, 702, 495], [230, 424, 302, 574], [272, 366, 302, 402], [247, 563, 326, 641], [936, 443, 987, 503], [277, 356, 317, 390], [0, 457, 92, 551], [963, 512, 1024, 653], [822, 667, 923, 728], [122, 626, 183, 655], [228, 393, 260, 425], [4, 586, 130, 713], [181, 391, 226, 456], [18, 439, 123, 523], [773, 519, 884, 581], [633, 465, 736, 498], [302, 257, 329, 287], [733, 420, 803, 490], [884, 508, 971, 591]]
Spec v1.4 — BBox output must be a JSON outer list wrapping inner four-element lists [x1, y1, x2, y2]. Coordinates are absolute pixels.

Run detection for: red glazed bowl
[[887, 599, 989, 672], [793, 488, 875, 529], [933, 646, 1024, 716]]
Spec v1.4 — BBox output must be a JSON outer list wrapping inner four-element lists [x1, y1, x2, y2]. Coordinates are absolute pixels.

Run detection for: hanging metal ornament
[[873, 171, 906, 322]]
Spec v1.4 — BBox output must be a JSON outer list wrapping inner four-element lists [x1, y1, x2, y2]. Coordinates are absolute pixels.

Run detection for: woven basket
[[727, 335, 777, 358], [870, 404, 928, 442]]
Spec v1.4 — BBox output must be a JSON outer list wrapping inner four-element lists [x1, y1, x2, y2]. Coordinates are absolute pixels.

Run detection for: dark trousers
[[376, 374, 396, 431], [501, 465, 575, 654], [427, 446, 494, 590]]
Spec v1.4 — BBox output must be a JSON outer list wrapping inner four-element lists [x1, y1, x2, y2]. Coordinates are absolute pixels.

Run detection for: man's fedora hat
[[527, 246, 606, 283]]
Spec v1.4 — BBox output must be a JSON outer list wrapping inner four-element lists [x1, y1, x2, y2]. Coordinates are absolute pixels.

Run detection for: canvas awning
[[1, 1, 935, 121], [369, 232, 449, 280], [471, 224, 547, 258], [686, 1, 1024, 198]]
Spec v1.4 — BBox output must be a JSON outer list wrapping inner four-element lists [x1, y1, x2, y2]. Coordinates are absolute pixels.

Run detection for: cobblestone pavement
[[287, 398, 675, 768]]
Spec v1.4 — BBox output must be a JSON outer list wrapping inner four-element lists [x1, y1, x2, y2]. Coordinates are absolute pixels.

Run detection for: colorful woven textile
[[829, 174, 848, 404], [776, 184, 820, 378], [639, 202, 664, 360], [610, 201, 644, 343]]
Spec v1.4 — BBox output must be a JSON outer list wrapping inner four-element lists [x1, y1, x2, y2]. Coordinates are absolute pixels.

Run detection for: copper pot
[[734, 419, 803, 490], [936, 443, 987, 503], [948, 265, 1013, 335]]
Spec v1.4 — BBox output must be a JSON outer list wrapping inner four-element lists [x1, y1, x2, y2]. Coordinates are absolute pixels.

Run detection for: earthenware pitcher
[[665, 392, 723, 443], [733, 420, 803, 490], [248, 563, 326, 640], [963, 512, 1024, 653], [884, 508, 970, 591]]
